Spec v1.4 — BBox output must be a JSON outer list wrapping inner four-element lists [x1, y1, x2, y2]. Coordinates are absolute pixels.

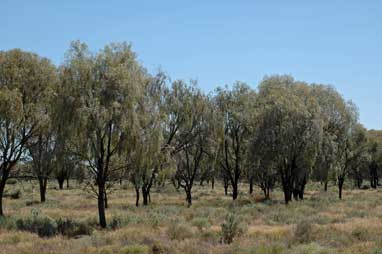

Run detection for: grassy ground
[[1, 180, 382, 254]]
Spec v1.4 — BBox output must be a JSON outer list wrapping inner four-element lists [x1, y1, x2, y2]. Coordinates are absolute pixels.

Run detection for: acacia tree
[[127, 73, 173, 206], [367, 130, 382, 188], [28, 131, 56, 202], [329, 101, 359, 199], [0, 49, 56, 215], [61, 41, 145, 228], [215, 83, 255, 200], [173, 87, 209, 206], [254, 76, 321, 204]]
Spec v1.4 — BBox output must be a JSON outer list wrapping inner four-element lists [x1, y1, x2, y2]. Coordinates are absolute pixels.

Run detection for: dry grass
[[1, 180, 382, 253]]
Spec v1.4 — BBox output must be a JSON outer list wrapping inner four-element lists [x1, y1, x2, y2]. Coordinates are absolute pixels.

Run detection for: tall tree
[[0, 49, 56, 215], [254, 76, 321, 204], [215, 83, 255, 200], [127, 73, 173, 206], [61, 41, 145, 228]]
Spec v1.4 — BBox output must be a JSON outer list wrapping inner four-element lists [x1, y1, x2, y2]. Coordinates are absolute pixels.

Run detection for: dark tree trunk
[[324, 181, 328, 192], [338, 177, 344, 200], [66, 177, 70, 189], [186, 188, 192, 207], [142, 187, 150, 206], [57, 178, 64, 190], [211, 177, 215, 190], [97, 183, 107, 228], [249, 177, 254, 194], [265, 187, 270, 199], [232, 182, 238, 200], [38, 177, 48, 203], [104, 190, 108, 209], [0, 172, 8, 216], [135, 186, 140, 207]]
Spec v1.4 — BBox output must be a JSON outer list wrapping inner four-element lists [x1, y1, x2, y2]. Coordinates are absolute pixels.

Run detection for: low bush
[[221, 212, 246, 244], [294, 220, 313, 244], [166, 223, 193, 241], [121, 244, 150, 254], [15, 209, 58, 237], [4, 189, 21, 199], [56, 218, 93, 237], [191, 217, 210, 231], [6, 179, 17, 185]]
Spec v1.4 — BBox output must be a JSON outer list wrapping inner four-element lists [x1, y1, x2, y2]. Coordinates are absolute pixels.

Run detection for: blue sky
[[1, 0, 381, 129]]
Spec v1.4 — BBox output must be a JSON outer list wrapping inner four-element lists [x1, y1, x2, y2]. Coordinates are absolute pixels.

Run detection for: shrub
[[191, 217, 210, 231], [294, 220, 313, 244], [25, 200, 40, 206], [166, 223, 193, 241], [3, 189, 21, 199], [221, 212, 246, 244], [56, 218, 93, 237], [10, 189, 21, 199], [0, 216, 16, 230], [121, 244, 150, 254], [6, 179, 17, 185], [108, 215, 123, 230], [16, 209, 58, 237]]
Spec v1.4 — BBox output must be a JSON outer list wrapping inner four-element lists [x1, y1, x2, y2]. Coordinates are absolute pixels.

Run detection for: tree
[[254, 76, 321, 204], [367, 130, 382, 188], [214, 83, 255, 200], [333, 102, 360, 199], [127, 73, 173, 206], [0, 49, 56, 215], [173, 85, 209, 206], [61, 41, 145, 228]]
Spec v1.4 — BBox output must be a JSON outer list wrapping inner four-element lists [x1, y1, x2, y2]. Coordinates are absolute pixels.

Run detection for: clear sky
[[1, 0, 381, 129]]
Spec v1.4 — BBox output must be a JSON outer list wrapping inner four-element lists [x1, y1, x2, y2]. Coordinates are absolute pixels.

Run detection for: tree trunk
[[38, 177, 47, 203], [232, 182, 238, 200], [265, 187, 270, 199], [97, 183, 107, 228], [338, 177, 344, 200], [142, 187, 150, 206], [324, 181, 328, 192], [249, 177, 253, 194], [66, 177, 70, 189], [135, 186, 140, 207], [186, 188, 192, 207], [0, 176, 7, 216], [211, 177, 215, 190], [57, 178, 64, 190], [104, 190, 108, 209]]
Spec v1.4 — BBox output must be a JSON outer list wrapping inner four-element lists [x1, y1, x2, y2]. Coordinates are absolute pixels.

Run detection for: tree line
[[0, 41, 381, 228]]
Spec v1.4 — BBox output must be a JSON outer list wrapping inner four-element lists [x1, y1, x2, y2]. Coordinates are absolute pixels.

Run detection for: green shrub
[[108, 215, 123, 230], [121, 244, 150, 254], [0, 216, 16, 230], [4, 189, 21, 199], [166, 223, 193, 240], [10, 189, 21, 199], [294, 220, 313, 244], [221, 212, 246, 244], [6, 179, 17, 185], [16, 209, 58, 237], [56, 218, 93, 237], [191, 217, 210, 231]]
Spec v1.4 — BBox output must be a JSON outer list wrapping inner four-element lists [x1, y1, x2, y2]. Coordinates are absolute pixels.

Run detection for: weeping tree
[[214, 83, 255, 200], [367, 130, 382, 188], [163, 80, 208, 191], [332, 102, 359, 199], [127, 73, 173, 206], [60, 41, 145, 228], [173, 85, 209, 207], [254, 76, 321, 204], [0, 49, 56, 215]]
